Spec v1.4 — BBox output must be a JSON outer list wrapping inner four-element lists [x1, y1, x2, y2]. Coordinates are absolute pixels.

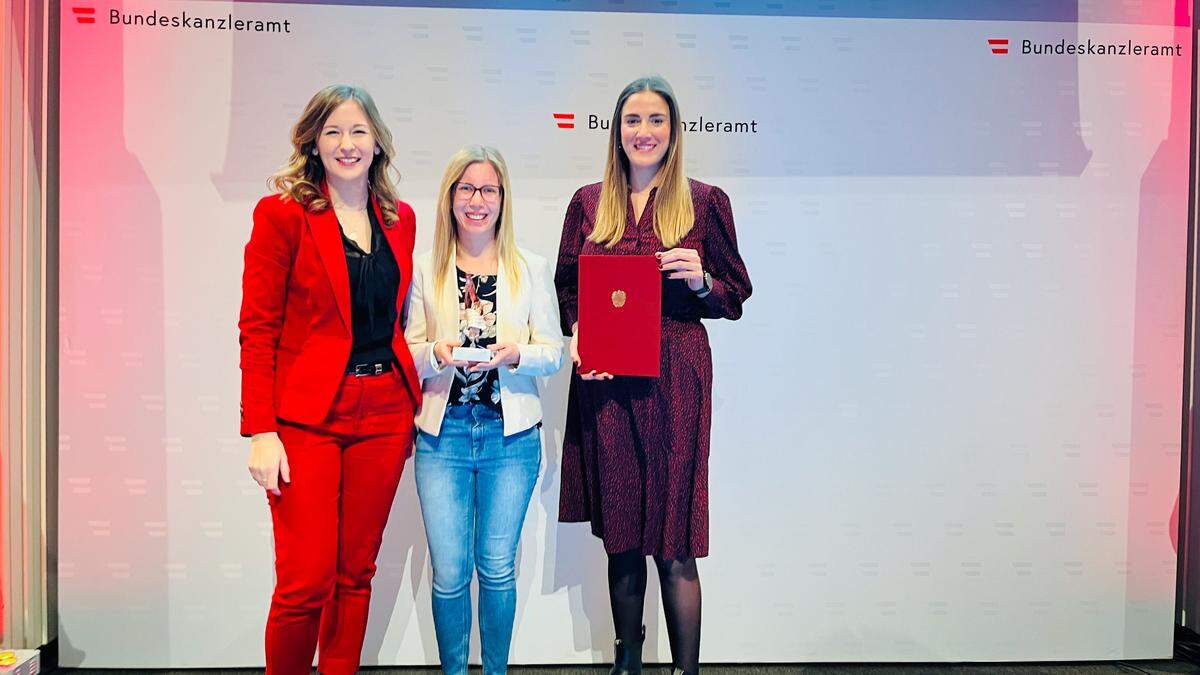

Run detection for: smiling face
[[452, 161, 503, 239], [619, 90, 672, 174], [315, 99, 376, 188]]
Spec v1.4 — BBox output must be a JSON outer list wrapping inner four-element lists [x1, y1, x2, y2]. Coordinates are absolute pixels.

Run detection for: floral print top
[[448, 267, 502, 413]]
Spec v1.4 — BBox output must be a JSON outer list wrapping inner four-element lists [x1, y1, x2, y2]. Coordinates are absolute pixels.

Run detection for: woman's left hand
[[657, 248, 705, 291], [469, 343, 521, 372]]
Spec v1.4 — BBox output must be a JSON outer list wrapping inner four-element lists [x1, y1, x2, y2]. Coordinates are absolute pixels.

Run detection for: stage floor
[[51, 662, 1200, 675]]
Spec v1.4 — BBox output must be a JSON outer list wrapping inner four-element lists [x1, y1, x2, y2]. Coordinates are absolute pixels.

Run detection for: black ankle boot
[[609, 625, 645, 674]]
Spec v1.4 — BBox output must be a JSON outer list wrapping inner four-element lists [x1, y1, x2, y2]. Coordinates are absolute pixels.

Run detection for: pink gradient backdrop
[[58, 0, 170, 659], [1125, 1, 1193, 651]]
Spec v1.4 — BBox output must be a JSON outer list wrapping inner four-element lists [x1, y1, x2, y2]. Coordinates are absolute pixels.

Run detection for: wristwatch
[[696, 271, 713, 298]]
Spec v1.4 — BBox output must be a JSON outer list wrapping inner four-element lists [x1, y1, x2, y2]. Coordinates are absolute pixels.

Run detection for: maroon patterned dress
[[555, 179, 752, 559]]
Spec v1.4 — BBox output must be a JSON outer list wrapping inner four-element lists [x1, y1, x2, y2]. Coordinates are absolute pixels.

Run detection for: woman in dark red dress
[[555, 75, 752, 675]]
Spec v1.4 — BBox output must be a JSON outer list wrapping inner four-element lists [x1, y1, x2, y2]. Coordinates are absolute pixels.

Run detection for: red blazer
[[238, 191, 422, 437]]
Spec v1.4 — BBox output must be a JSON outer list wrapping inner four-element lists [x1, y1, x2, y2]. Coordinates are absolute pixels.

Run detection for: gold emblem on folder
[[611, 290, 627, 308]]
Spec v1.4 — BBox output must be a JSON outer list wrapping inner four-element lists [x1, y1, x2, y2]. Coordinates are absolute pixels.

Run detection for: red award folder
[[577, 255, 662, 377]]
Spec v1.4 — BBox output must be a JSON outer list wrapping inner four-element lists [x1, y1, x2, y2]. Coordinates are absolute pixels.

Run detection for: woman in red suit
[[239, 84, 420, 675], [555, 75, 752, 675]]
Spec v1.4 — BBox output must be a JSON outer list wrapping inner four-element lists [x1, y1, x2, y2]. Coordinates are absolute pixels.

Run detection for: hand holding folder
[[575, 255, 662, 378]]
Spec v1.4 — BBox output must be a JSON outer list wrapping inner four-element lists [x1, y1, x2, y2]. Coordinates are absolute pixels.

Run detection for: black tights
[[607, 549, 701, 673]]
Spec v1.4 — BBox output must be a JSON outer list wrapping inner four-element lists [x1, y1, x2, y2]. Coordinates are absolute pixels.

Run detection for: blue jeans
[[414, 404, 541, 675]]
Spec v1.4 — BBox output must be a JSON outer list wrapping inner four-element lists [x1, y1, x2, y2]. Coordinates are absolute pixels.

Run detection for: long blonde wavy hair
[[269, 84, 401, 225], [432, 146, 525, 300], [591, 75, 694, 248]]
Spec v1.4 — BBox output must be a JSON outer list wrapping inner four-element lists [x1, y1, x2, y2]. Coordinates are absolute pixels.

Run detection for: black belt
[[346, 361, 394, 377]]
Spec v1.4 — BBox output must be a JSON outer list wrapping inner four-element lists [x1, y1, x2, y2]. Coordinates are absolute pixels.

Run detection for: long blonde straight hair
[[269, 84, 401, 225], [591, 75, 694, 248], [432, 146, 524, 300]]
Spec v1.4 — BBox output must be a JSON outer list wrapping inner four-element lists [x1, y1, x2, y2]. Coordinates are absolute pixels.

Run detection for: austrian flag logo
[[72, 6, 96, 23], [988, 38, 1009, 54], [553, 112, 575, 129]]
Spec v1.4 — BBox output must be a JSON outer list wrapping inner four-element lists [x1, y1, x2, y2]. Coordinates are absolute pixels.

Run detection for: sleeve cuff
[[513, 345, 536, 375], [240, 416, 278, 438], [428, 342, 446, 373]]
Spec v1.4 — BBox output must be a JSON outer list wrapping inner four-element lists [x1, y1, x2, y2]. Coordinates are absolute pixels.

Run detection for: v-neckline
[[630, 186, 658, 229], [341, 209, 377, 256]]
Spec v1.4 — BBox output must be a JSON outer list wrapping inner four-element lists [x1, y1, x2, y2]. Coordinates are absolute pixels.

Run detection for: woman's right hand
[[571, 324, 613, 380], [248, 432, 290, 496], [433, 339, 469, 369]]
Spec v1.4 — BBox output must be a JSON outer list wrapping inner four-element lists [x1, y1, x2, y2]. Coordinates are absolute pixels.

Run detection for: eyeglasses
[[453, 182, 503, 203]]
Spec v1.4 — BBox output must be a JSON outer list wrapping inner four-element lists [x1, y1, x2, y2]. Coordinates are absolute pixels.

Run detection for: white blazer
[[404, 247, 565, 437]]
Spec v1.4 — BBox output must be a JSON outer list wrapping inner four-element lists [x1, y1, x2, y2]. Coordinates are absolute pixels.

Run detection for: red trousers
[[266, 371, 414, 675]]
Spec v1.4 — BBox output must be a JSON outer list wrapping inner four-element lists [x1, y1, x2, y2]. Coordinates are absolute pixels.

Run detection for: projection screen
[[56, 0, 1194, 666]]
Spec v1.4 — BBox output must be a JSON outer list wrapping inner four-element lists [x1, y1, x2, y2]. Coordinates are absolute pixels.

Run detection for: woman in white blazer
[[404, 145, 563, 675]]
